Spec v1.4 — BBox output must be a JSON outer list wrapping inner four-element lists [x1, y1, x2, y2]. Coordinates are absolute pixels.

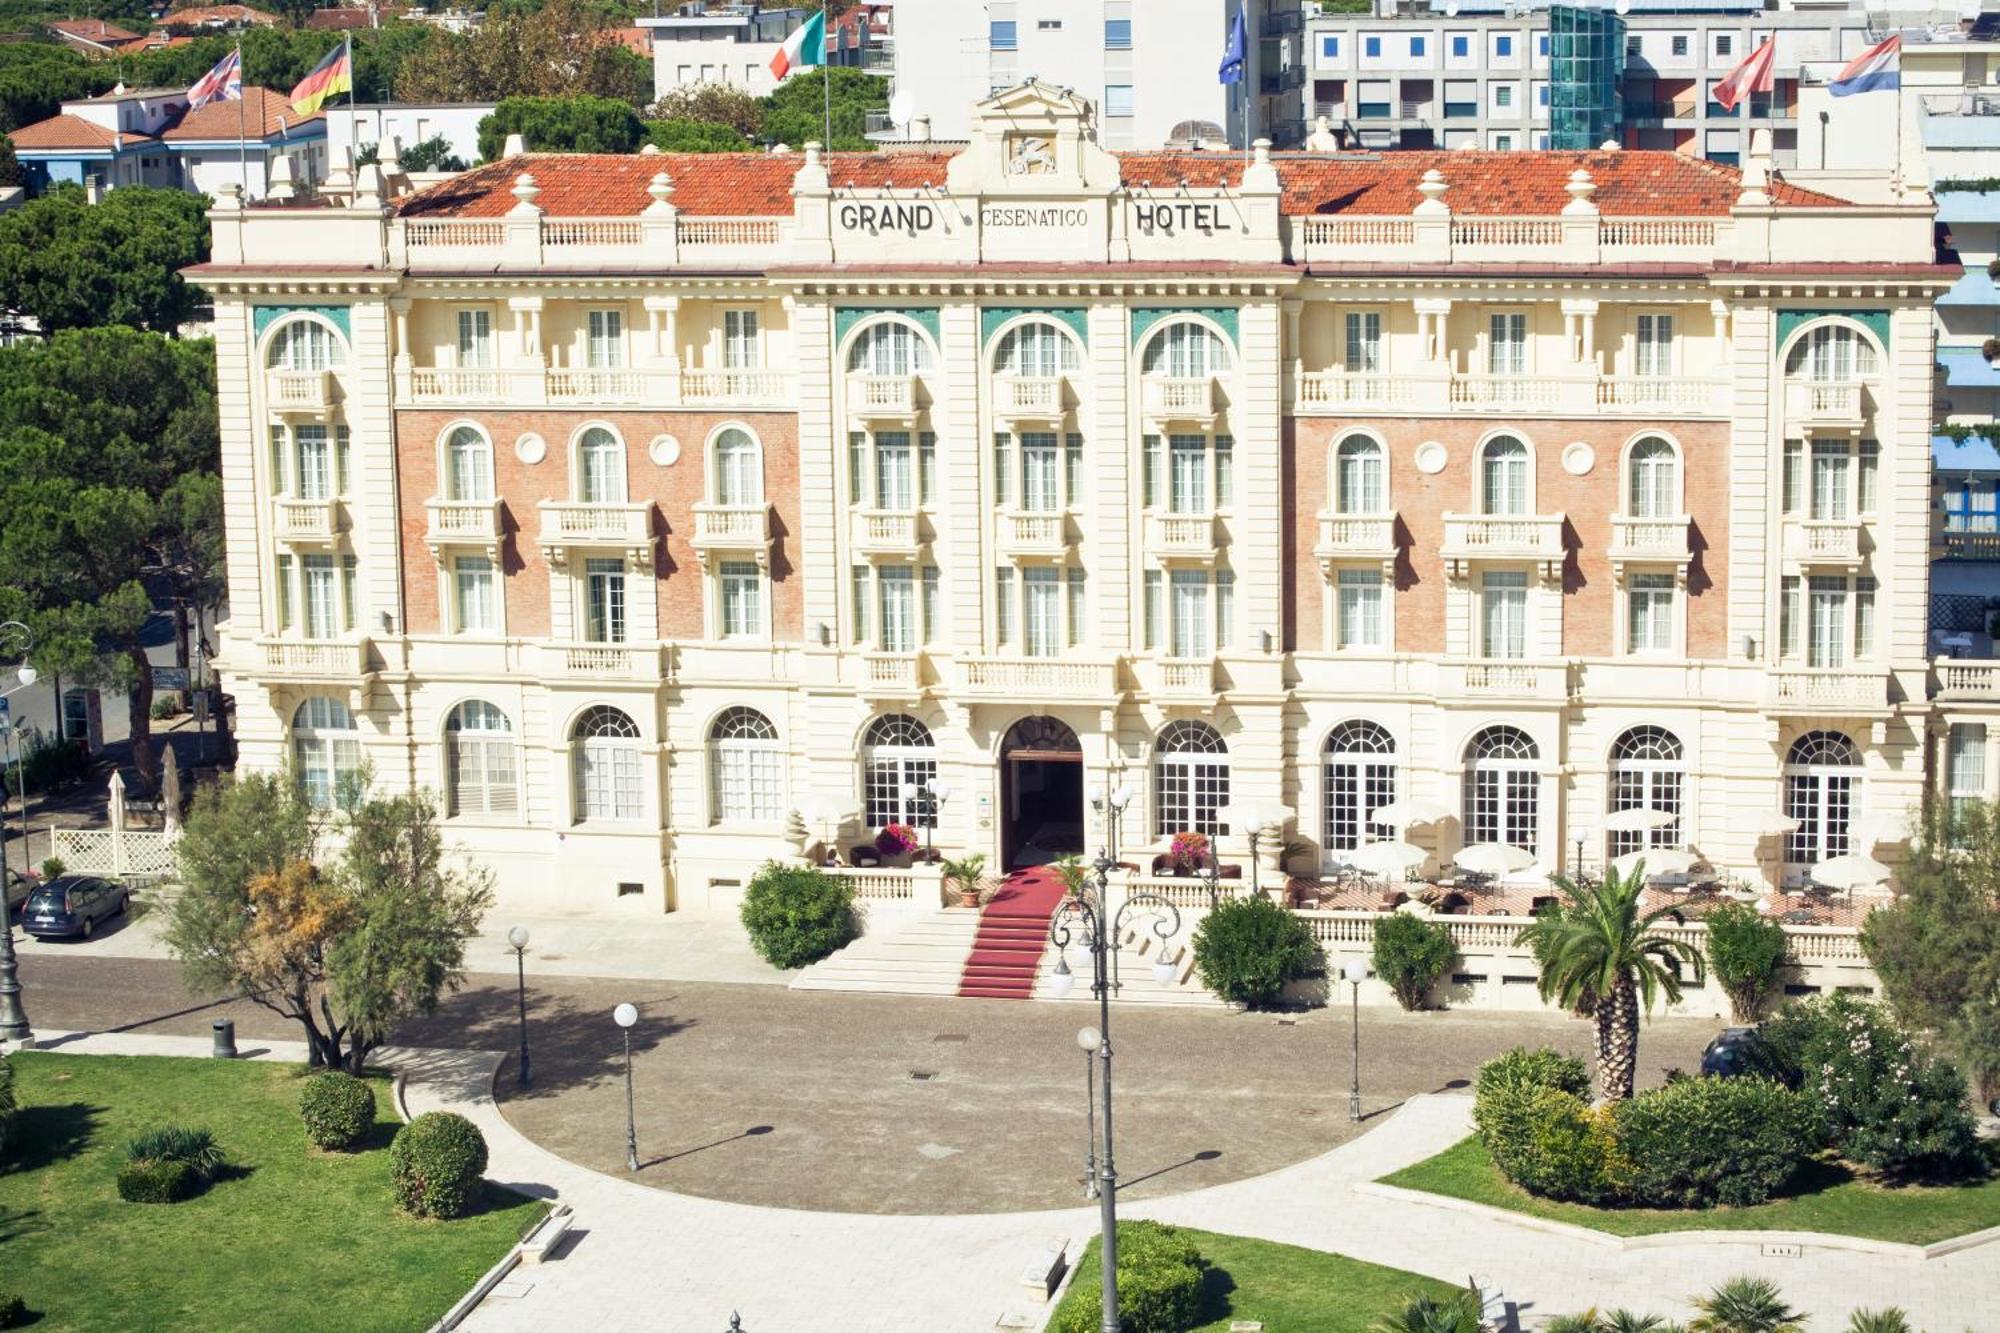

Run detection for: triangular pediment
[[945, 79, 1119, 197]]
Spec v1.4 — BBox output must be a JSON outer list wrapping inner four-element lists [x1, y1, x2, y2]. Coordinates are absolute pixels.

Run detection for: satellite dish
[[1615, 0, 1630, 13], [889, 90, 915, 128], [1444, 1, 1458, 16]]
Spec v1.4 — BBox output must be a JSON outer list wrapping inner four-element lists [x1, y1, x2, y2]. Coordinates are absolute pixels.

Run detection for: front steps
[[788, 910, 984, 997], [957, 868, 1064, 999]]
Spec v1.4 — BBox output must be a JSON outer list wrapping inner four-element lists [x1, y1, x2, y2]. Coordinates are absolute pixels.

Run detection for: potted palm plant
[[941, 853, 986, 909]]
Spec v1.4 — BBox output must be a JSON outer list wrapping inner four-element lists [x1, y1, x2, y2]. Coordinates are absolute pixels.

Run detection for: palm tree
[[1365, 1287, 1485, 1333], [1844, 1311, 1915, 1333], [1686, 1277, 1805, 1333], [1545, 1313, 1608, 1333], [1513, 860, 1702, 1102], [1605, 1314, 1678, 1333]]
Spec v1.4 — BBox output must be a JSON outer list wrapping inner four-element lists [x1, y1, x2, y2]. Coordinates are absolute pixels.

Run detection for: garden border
[[1354, 1180, 2000, 1261]]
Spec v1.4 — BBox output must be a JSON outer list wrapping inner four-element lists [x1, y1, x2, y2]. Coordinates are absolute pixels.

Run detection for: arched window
[[292, 696, 361, 810], [445, 699, 517, 816], [1153, 720, 1230, 838], [710, 706, 781, 823], [576, 427, 625, 504], [1480, 436, 1530, 516], [713, 427, 763, 506], [1142, 322, 1230, 378], [444, 426, 493, 503], [1785, 730, 1860, 865], [1626, 437, 1678, 518], [1785, 323, 1879, 382], [862, 714, 936, 827], [1334, 436, 1387, 514], [847, 321, 934, 376], [1323, 720, 1397, 855], [1607, 725, 1684, 859], [571, 705, 641, 823], [994, 320, 1081, 378], [267, 319, 345, 372], [1464, 725, 1539, 851]]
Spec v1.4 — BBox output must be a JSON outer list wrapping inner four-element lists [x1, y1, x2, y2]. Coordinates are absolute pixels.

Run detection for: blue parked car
[[21, 875, 129, 940]]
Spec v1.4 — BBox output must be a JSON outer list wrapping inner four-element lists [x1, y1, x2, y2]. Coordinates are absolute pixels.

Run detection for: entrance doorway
[[1000, 715, 1084, 869]]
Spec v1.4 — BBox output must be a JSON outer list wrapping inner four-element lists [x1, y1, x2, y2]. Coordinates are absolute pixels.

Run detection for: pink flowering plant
[[1169, 830, 1211, 872], [875, 823, 920, 857]]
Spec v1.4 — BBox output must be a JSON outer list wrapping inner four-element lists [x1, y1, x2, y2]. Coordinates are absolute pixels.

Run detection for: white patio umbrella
[[1753, 812, 1801, 837], [1370, 797, 1453, 828], [1602, 807, 1676, 833], [1454, 842, 1535, 876], [1809, 854, 1892, 891], [1612, 848, 1701, 878], [1217, 798, 1294, 836], [161, 745, 184, 843], [1349, 841, 1429, 878], [107, 768, 127, 836]]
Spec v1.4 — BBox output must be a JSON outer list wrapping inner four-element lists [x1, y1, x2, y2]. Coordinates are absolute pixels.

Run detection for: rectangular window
[[990, 20, 1016, 50], [457, 309, 492, 368], [1779, 575, 1801, 659], [1018, 433, 1060, 512], [1495, 85, 1513, 108], [1636, 313, 1674, 377], [723, 309, 760, 369], [1322, 34, 1341, 59], [1104, 84, 1134, 117], [1365, 35, 1381, 57], [1626, 34, 1642, 57], [1782, 441, 1805, 514], [1858, 440, 1879, 513], [294, 425, 331, 500], [1716, 33, 1733, 56], [1855, 576, 1876, 658], [341, 555, 357, 631], [1480, 570, 1528, 658], [1628, 573, 1674, 653], [875, 431, 914, 510], [921, 564, 940, 643], [919, 433, 938, 506], [1064, 434, 1084, 506], [1537, 84, 1549, 108], [1537, 34, 1549, 56], [1142, 434, 1162, 508], [1410, 35, 1425, 56], [1807, 575, 1847, 668], [994, 567, 1014, 647], [1671, 35, 1688, 56], [1810, 441, 1849, 520], [851, 565, 870, 644], [1105, 18, 1132, 48], [586, 309, 624, 369], [1337, 568, 1384, 648], [720, 561, 763, 638], [1143, 570, 1162, 650], [1489, 312, 1527, 374], [301, 554, 339, 639], [993, 433, 1012, 507], [1949, 723, 1987, 822], [1023, 567, 1061, 657], [334, 427, 350, 496], [1066, 567, 1086, 646], [878, 566, 916, 653], [848, 432, 866, 506], [1168, 435, 1209, 514], [1215, 569, 1234, 649], [1344, 311, 1383, 372], [1169, 569, 1211, 658], [455, 556, 495, 634], [275, 554, 294, 631], [1214, 435, 1234, 508], [1495, 34, 1513, 56], [584, 557, 626, 643], [269, 426, 289, 495], [1451, 34, 1468, 57]]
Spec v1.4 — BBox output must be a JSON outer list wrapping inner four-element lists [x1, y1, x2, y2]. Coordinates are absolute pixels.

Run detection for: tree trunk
[[1595, 976, 1640, 1102], [172, 602, 190, 671], [126, 643, 157, 785]]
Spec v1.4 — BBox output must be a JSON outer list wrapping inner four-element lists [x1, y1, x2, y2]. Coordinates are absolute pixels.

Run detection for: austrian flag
[[767, 9, 825, 81]]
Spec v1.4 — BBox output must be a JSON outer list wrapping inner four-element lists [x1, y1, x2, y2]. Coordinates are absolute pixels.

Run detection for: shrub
[[1759, 993, 1984, 1180], [1372, 913, 1459, 1011], [1702, 901, 1790, 1022], [1474, 1046, 1620, 1202], [1687, 1276, 1804, 1333], [150, 692, 183, 720], [738, 862, 858, 969], [1475, 1046, 1592, 1104], [39, 857, 63, 880], [1365, 1286, 1485, 1333], [116, 1157, 197, 1203], [0, 1291, 25, 1328], [299, 1070, 377, 1151], [0, 1055, 14, 1162], [390, 1111, 488, 1219], [126, 1125, 224, 1180], [1190, 895, 1320, 1008], [1845, 1311, 1914, 1333], [1613, 1076, 1808, 1208], [1050, 1221, 1206, 1333]]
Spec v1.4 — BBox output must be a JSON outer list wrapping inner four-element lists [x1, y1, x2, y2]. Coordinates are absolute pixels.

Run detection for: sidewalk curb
[[1354, 1181, 2000, 1261]]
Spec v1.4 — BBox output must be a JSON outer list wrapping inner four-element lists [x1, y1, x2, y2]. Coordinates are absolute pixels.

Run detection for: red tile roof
[[162, 87, 324, 141], [395, 147, 1847, 221], [45, 17, 142, 47], [6, 114, 153, 151], [305, 4, 407, 28], [159, 3, 280, 28]]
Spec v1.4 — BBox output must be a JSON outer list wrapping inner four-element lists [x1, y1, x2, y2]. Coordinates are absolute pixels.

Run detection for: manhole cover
[[933, 1033, 970, 1043], [1274, 1018, 1298, 1027], [909, 1070, 938, 1081], [1298, 1107, 1320, 1117]]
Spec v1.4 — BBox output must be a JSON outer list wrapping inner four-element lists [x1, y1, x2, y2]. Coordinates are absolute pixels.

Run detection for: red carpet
[[956, 866, 1067, 1000]]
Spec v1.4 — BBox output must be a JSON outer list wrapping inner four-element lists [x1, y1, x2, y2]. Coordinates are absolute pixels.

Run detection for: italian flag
[[767, 9, 824, 81]]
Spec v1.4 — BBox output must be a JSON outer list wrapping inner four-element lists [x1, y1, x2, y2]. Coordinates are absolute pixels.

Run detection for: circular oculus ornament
[[514, 432, 547, 465], [1413, 441, 1448, 475], [1561, 441, 1596, 476], [648, 434, 681, 467]]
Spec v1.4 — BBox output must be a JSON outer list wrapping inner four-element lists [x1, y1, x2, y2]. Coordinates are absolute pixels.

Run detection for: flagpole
[[821, 0, 831, 151], [235, 45, 247, 197]]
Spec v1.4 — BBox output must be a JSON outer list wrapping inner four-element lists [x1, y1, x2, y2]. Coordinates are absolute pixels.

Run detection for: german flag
[[290, 39, 352, 116]]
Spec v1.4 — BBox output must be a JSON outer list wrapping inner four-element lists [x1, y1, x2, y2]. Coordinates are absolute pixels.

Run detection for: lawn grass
[[1050, 1225, 1461, 1332], [0, 1052, 543, 1332], [1381, 1134, 2000, 1245]]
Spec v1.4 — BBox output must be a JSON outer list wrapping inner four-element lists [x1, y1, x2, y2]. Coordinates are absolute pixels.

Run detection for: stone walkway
[[16, 1031, 1997, 1332]]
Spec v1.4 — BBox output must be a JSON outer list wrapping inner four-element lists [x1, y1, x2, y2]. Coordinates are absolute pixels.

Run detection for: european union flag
[[1218, 6, 1247, 84]]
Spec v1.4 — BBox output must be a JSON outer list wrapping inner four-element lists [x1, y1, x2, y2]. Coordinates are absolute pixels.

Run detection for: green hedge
[[299, 1071, 376, 1151], [1190, 895, 1320, 1008], [116, 1158, 198, 1203], [739, 862, 859, 970], [1372, 913, 1459, 1011], [1049, 1221, 1207, 1333], [389, 1111, 488, 1219]]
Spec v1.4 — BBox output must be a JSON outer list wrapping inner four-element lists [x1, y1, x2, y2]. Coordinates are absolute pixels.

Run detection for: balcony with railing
[[1293, 370, 1729, 418], [1315, 512, 1399, 569], [424, 497, 504, 556], [853, 649, 925, 697], [1453, 659, 1570, 701], [1608, 514, 1693, 572], [267, 369, 337, 416], [997, 509, 1072, 561], [992, 374, 1066, 427], [1764, 667, 1891, 715], [408, 367, 513, 403], [847, 373, 919, 423], [1136, 656, 1218, 700], [535, 500, 654, 559], [1440, 513, 1566, 577], [679, 367, 793, 406], [1783, 517, 1866, 570], [690, 502, 773, 562], [1938, 528, 2000, 561], [1783, 380, 1868, 434], [956, 655, 1120, 700], [850, 507, 923, 558], [547, 366, 649, 403], [256, 636, 373, 682], [1145, 512, 1219, 562], [1933, 658, 2000, 701], [1142, 375, 1219, 426], [537, 641, 671, 683], [273, 496, 342, 545]]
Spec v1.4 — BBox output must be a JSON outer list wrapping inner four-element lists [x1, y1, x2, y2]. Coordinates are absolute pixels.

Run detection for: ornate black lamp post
[[0, 620, 38, 1047], [507, 925, 531, 1086], [613, 1001, 639, 1170], [1046, 845, 1182, 1333]]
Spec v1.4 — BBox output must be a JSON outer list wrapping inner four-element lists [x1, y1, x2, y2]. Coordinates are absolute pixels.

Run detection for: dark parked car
[[4, 868, 31, 916], [1700, 1025, 1766, 1078], [21, 875, 129, 940]]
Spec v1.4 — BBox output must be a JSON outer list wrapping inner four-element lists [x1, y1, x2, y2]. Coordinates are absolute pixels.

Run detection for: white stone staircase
[[788, 908, 987, 997]]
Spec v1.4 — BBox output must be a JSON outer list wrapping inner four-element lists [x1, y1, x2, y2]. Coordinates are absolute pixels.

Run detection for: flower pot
[[958, 889, 981, 909]]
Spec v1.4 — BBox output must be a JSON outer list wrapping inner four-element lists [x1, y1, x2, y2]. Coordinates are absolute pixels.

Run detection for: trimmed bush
[[1372, 913, 1459, 1011], [1050, 1221, 1207, 1333], [116, 1157, 197, 1203], [299, 1070, 377, 1151], [1475, 1046, 1592, 1104], [738, 862, 859, 970], [1703, 901, 1790, 1022], [1613, 1075, 1808, 1208], [390, 1111, 489, 1219], [1190, 895, 1320, 1008], [1760, 993, 1984, 1180], [126, 1124, 224, 1181], [0, 1291, 25, 1329]]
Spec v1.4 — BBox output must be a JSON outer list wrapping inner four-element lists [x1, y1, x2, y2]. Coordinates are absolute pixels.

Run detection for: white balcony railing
[[852, 508, 921, 554], [956, 655, 1120, 698], [1449, 375, 1561, 411], [273, 496, 339, 542], [408, 367, 510, 402], [1142, 375, 1218, 423], [1440, 513, 1566, 574], [1939, 529, 2000, 560], [858, 650, 923, 694], [1784, 380, 1867, 430], [1315, 512, 1399, 564], [537, 501, 652, 546], [1783, 518, 1865, 566], [425, 497, 503, 545], [547, 367, 648, 403], [999, 509, 1070, 558], [1934, 659, 2000, 700], [1146, 512, 1218, 559], [993, 374, 1065, 422], [257, 637, 371, 679], [680, 367, 791, 405], [1141, 657, 1218, 698], [847, 373, 917, 418], [1608, 514, 1693, 567], [1455, 660, 1569, 700], [1293, 370, 1430, 411], [691, 502, 772, 554], [1293, 371, 1730, 419], [538, 642, 669, 682], [1765, 667, 1891, 713], [1597, 376, 1730, 414], [268, 369, 335, 414]]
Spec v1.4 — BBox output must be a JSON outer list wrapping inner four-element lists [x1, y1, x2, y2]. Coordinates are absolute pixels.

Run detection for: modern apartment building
[[189, 82, 1975, 919], [639, 3, 811, 100]]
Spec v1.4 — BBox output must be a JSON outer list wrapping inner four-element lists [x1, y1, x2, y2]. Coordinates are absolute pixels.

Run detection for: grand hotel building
[[191, 83, 1984, 915]]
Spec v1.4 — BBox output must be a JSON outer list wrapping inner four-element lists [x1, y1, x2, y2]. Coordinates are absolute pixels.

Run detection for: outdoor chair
[[849, 845, 881, 868]]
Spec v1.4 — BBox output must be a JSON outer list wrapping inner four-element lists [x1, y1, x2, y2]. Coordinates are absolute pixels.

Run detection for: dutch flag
[[1830, 35, 1901, 97]]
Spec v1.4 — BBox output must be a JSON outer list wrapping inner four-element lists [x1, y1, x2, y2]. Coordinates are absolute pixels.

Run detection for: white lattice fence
[[51, 828, 175, 879]]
